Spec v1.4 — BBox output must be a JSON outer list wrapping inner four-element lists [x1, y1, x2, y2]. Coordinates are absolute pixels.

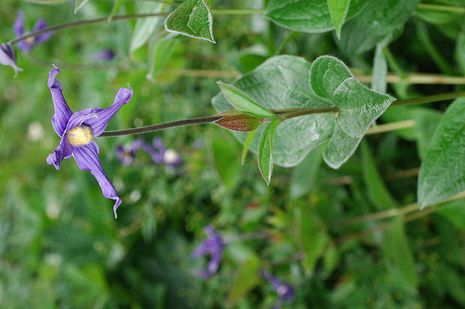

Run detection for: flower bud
[[214, 113, 263, 132]]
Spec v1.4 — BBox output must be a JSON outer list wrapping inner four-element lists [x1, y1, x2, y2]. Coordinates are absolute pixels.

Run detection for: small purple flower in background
[[46, 66, 133, 218], [261, 270, 295, 307], [148, 137, 183, 168], [92, 48, 115, 62], [192, 226, 225, 278], [115, 139, 145, 166], [0, 43, 21, 74], [14, 11, 52, 53]]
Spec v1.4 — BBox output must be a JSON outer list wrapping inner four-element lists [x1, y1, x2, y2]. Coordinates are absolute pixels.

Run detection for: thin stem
[[100, 115, 222, 137], [365, 120, 416, 135], [393, 91, 465, 106], [417, 3, 465, 14], [9, 13, 168, 45], [211, 9, 265, 15], [8, 8, 263, 46]]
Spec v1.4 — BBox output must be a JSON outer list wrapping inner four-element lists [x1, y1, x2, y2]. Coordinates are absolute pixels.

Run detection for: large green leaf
[[130, 2, 166, 52], [418, 99, 465, 207], [227, 255, 260, 305], [327, 0, 351, 39], [310, 56, 395, 168], [212, 55, 334, 168], [164, 0, 215, 43], [338, 0, 420, 54], [290, 146, 323, 200], [266, 0, 366, 33]]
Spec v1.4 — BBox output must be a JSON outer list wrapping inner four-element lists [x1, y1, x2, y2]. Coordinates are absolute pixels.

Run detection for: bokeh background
[[1, 0, 465, 308]]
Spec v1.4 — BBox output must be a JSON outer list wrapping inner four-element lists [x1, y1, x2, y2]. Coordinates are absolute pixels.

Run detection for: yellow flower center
[[25, 37, 35, 45], [66, 126, 93, 146]]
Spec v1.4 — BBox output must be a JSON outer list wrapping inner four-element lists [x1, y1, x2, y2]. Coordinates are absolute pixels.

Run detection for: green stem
[[8, 9, 264, 46], [417, 3, 465, 14], [100, 115, 222, 137], [99, 91, 465, 138]]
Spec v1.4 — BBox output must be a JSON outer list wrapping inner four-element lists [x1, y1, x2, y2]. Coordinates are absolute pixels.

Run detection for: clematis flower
[[115, 139, 145, 166], [0, 43, 22, 74], [192, 226, 225, 278], [14, 11, 52, 53], [46, 65, 133, 218], [148, 137, 183, 168], [261, 270, 295, 307]]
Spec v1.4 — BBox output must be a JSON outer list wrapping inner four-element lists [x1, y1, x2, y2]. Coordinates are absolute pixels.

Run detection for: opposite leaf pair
[[214, 55, 395, 184]]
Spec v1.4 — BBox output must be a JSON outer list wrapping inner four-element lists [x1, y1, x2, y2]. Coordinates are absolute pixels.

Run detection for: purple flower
[[0, 43, 21, 74], [46, 66, 133, 218], [192, 226, 225, 278], [92, 48, 115, 62], [147, 138, 183, 168], [115, 139, 145, 166], [14, 11, 52, 53], [261, 270, 295, 303]]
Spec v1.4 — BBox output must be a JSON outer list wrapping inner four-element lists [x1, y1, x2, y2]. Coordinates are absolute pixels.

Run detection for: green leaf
[[164, 0, 215, 43], [258, 120, 279, 185], [418, 99, 465, 207], [211, 130, 241, 192], [290, 146, 323, 200], [327, 0, 351, 39], [295, 204, 328, 275], [147, 34, 178, 80], [108, 0, 125, 21], [130, 2, 166, 52], [266, 0, 366, 33], [338, 0, 420, 54], [383, 218, 418, 289], [310, 56, 395, 168], [217, 82, 274, 118], [74, 0, 89, 14], [241, 130, 256, 165], [227, 255, 260, 305], [361, 142, 399, 210], [212, 55, 335, 168]]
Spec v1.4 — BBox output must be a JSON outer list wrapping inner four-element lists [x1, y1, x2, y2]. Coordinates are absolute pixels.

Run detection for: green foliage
[[338, 0, 420, 54], [327, 0, 351, 39], [418, 99, 465, 207], [165, 0, 215, 43], [130, 2, 166, 52], [266, 0, 366, 34], [217, 82, 274, 118], [257, 119, 279, 185]]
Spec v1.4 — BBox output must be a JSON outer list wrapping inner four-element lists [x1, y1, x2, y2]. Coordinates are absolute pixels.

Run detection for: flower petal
[[48, 66, 73, 136], [72, 142, 122, 218], [84, 88, 133, 137], [0, 44, 22, 74], [33, 19, 53, 44], [14, 12, 25, 37], [46, 137, 72, 170]]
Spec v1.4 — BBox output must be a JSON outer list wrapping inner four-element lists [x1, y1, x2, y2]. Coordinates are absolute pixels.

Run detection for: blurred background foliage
[[1, 0, 465, 308]]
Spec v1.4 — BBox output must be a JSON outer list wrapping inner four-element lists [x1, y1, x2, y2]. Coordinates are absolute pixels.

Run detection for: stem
[[8, 8, 264, 46], [100, 115, 222, 137], [9, 13, 168, 45], [393, 91, 465, 106], [417, 3, 465, 14], [99, 90, 465, 138]]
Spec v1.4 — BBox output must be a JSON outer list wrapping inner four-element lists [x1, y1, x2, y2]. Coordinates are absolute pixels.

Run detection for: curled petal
[[85, 88, 133, 137], [72, 142, 122, 218], [33, 19, 53, 44], [46, 138, 72, 170], [48, 66, 73, 136], [65, 108, 97, 131], [0, 44, 22, 74]]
